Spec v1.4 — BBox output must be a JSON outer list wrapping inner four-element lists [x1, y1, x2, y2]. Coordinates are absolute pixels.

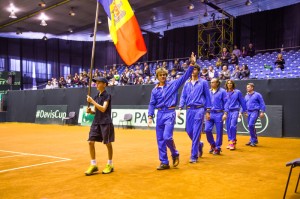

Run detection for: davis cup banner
[[35, 105, 68, 124]]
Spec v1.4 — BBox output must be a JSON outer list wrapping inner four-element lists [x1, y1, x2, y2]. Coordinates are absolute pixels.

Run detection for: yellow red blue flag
[[98, 0, 147, 65]]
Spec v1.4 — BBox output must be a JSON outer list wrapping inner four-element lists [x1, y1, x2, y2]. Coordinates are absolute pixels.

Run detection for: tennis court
[[0, 123, 299, 199]]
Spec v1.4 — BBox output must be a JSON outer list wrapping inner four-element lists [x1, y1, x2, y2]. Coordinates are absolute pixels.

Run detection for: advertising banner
[[35, 105, 68, 124], [78, 105, 282, 137]]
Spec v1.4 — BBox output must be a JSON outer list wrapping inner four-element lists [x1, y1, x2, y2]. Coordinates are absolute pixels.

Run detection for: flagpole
[[87, 0, 100, 107]]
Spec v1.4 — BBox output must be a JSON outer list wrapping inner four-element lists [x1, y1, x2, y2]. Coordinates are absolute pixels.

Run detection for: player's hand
[[238, 112, 242, 118], [222, 114, 227, 121], [87, 95, 94, 103], [190, 52, 196, 65], [205, 112, 210, 121], [147, 118, 153, 127], [259, 112, 265, 118], [177, 110, 181, 118]]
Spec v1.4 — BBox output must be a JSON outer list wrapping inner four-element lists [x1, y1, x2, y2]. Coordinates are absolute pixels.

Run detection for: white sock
[[91, 160, 97, 165], [107, 160, 113, 165]]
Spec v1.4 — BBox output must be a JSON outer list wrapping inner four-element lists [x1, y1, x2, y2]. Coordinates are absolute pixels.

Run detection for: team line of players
[[148, 52, 266, 170]]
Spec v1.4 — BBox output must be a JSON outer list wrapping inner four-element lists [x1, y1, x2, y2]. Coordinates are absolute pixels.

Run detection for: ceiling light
[[42, 35, 48, 41], [39, 13, 48, 20], [40, 20, 47, 26], [9, 11, 17, 18], [8, 3, 18, 18], [69, 7, 76, 16], [98, 19, 102, 24], [38, 1, 46, 8], [245, 0, 252, 6], [68, 28, 73, 33], [188, 3, 194, 10]]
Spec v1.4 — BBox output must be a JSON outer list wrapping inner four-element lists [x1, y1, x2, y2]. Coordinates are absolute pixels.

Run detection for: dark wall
[[235, 3, 300, 49], [6, 78, 300, 137]]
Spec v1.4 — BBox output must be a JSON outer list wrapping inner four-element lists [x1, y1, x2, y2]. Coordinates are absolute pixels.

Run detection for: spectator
[[247, 43, 255, 57], [106, 71, 114, 80], [274, 53, 285, 70], [200, 68, 209, 81], [120, 72, 129, 85], [240, 64, 250, 79], [51, 78, 59, 88], [66, 74, 73, 87], [168, 68, 177, 81], [231, 65, 241, 80], [181, 62, 189, 72], [220, 47, 230, 65], [241, 46, 247, 58], [73, 74, 80, 87], [173, 59, 182, 72], [215, 58, 222, 70], [94, 69, 100, 77], [219, 65, 230, 80], [135, 65, 143, 76], [45, 80, 53, 89], [232, 45, 241, 57], [143, 62, 151, 77], [208, 66, 218, 80], [161, 61, 167, 69], [59, 76, 66, 88], [108, 77, 118, 86], [136, 76, 144, 85], [144, 76, 153, 84], [230, 53, 239, 66]]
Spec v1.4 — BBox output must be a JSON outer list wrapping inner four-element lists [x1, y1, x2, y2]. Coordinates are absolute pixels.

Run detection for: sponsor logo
[[241, 113, 269, 134]]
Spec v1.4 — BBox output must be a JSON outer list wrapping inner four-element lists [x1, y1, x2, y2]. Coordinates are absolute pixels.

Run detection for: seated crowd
[[45, 43, 292, 89]]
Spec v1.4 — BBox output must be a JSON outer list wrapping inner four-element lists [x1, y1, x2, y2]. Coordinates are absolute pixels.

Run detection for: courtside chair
[[283, 158, 300, 199], [118, 113, 133, 129], [62, 111, 76, 125]]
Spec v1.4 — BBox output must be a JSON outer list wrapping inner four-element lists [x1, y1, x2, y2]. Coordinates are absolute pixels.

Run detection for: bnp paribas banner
[[35, 105, 68, 124], [78, 105, 282, 138]]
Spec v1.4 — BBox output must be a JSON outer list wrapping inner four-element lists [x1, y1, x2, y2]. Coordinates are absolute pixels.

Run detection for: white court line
[[0, 150, 71, 161], [0, 150, 71, 173], [0, 159, 70, 173], [0, 154, 25, 158]]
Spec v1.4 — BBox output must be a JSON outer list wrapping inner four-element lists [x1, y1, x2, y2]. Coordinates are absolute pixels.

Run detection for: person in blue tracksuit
[[148, 52, 196, 170], [244, 83, 266, 146], [223, 80, 247, 150], [178, 65, 212, 163], [204, 78, 227, 155]]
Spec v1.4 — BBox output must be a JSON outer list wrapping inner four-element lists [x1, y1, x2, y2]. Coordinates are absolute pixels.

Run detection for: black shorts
[[88, 123, 115, 144]]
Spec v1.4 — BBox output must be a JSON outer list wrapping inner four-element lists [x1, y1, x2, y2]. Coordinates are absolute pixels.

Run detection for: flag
[[98, 0, 147, 65]]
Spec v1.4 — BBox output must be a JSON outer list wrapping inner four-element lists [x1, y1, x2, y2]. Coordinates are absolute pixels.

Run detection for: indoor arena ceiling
[[0, 0, 299, 41]]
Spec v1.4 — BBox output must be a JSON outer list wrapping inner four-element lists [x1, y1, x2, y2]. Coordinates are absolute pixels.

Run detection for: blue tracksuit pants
[[186, 107, 205, 160], [247, 110, 259, 143], [205, 112, 223, 149], [156, 109, 179, 165], [226, 110, 239, 141]]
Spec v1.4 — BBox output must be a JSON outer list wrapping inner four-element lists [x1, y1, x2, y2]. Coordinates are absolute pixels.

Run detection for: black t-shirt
[[92, 90, 112, 124]]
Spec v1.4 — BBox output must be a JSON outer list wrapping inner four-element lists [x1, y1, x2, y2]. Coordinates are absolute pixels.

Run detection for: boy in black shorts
[[85, 77, 115, 175]]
